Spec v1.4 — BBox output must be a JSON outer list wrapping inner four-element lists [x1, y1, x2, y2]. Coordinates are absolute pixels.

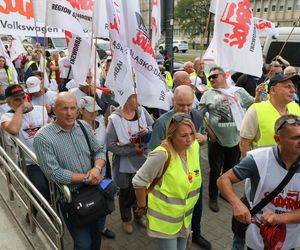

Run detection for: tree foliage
[[175, 0, 210, 39]]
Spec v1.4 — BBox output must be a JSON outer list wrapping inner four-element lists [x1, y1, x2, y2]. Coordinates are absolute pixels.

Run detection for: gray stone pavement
[[101, 145, 245, 250]]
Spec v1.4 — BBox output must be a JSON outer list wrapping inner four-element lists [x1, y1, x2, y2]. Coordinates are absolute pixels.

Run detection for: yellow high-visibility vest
[[147, 141, 201, 235], [255, 101, 300, 146], [190, 72, 211, 89]]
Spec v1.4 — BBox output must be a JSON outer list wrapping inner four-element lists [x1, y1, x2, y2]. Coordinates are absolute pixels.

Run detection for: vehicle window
[[52, 38, 67, 48], [181, 41, 188, 44], [266, 41, 300, 67]]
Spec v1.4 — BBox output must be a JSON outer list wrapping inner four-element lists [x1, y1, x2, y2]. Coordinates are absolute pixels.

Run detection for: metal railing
[[0, 129, 70, 250]]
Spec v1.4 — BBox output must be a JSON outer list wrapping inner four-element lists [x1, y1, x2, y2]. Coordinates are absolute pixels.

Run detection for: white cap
[[79, 96, 101, 112], [26, 76, 41, 93]]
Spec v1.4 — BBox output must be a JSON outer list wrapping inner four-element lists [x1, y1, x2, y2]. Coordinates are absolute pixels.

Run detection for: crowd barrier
[[0, 129, 71, 250]]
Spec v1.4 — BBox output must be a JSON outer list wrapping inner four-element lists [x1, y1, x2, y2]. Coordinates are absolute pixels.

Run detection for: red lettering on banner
[[264, 191, 300, 210], [110, 17, 120, 32], [0, 0, 33, 20], [65, 31, 73, 46], [67, 0, 93, 11], [132, 31, 155, 59], [220, 0, 252, 49], [256, 20, 271, 30]]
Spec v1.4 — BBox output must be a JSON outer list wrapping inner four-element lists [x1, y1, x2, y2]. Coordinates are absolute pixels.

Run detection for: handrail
[[0, 129, 70, 250]]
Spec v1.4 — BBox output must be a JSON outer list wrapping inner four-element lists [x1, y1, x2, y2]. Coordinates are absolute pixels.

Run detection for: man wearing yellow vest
[[240, 74, 300, 157], [49, 52, 62, 85]]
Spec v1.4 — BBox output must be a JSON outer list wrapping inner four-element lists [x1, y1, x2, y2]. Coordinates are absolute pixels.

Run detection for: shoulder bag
[[232, 161, 300, 240], [64, 120, 118, 227]]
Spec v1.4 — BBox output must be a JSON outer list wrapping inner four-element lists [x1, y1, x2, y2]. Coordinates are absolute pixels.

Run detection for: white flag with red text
[[151, 0, 161, 47], [121, 0, 169, 110], [213, 0, 263, 77], [0, 40, 18, 84], [9, 36, 25, 62], [104, 0, 135, 106], [46, 0, 92, 37], [254, 17, 279, 38], [93, 0, 109, 39], [65, 31, 92, 86]]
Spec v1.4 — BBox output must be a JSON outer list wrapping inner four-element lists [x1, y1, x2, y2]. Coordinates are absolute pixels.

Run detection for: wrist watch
[[82, 175, 88, 184]]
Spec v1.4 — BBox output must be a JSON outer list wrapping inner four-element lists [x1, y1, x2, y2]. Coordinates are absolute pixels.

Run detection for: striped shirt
[[33, 120, 105, 191]]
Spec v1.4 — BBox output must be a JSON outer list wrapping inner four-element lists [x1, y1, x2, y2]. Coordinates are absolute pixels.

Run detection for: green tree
[[175, 0, 210, 39]]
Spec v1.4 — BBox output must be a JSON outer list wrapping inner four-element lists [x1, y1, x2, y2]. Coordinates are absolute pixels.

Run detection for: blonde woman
[[133, 113, 202, 250]]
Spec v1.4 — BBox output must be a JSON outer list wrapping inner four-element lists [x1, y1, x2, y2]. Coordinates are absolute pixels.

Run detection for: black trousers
[[208, 141, 240, 199]]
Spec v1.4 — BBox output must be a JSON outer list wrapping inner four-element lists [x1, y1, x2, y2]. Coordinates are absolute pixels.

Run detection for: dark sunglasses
[[172, 113, 191, 123], [276, 117, 300, 132], [208, 73, 220, 81]]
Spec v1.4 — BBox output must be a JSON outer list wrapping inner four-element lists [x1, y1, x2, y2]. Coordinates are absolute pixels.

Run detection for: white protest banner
[[151, 0, 161, 47], [210, 0, 217, 14], [121, 0, 169, 110], [105, 0, 135, 106], [0, 0, 65, 37], [9, 36, 25, 62], [46, 0, 90, 37], [254, 17, 279, 38], [213, 0, 263, 77], [0, 40, 18, 83], [65, 31, 91, 86], [93, 0, 109, 39]]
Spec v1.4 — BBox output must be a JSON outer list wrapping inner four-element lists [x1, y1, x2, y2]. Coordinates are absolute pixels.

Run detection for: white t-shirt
[[58, 57, 73, 79], [30, 91, 57, 107], [0, 105, 48, 164]]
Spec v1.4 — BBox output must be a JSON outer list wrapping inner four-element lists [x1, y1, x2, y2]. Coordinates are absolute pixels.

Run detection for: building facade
[[251, 0, 300, 26]]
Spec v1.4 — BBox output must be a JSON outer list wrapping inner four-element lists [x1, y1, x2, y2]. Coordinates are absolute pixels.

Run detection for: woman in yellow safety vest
[[133, 113, 202, 250], [0, 56, 15, 93]]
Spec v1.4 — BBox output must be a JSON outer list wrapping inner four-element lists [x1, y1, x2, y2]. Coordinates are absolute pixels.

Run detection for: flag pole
[[92, 36, 98, 132], [131, 68, 141, 131], [263, 16, 300, 83], [200, 12, 212, 60]]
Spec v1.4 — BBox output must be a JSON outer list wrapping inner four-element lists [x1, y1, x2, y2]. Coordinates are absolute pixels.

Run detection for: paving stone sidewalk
[[101, 145, 245, 250]]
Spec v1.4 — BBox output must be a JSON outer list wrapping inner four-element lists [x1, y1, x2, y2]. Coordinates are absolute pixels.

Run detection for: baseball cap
[[26, 76, 41, 93], [268, 74, 300, 92], [5, 84, 25, 98], [79, 96, 101, 112]]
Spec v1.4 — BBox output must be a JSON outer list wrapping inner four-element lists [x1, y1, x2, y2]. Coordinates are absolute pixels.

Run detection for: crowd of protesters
[[1, 40, 300, 250]]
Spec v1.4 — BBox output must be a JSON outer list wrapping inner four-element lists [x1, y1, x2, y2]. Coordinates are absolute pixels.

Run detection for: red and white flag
[[105, 0, 135, 106], [121, 0, 169, 110], [151, 0, 161, 47], [46, 0, 91, 37], [213, 0, 263, 77], [65, 31, 91, 86], [254, 17, 279, 38]]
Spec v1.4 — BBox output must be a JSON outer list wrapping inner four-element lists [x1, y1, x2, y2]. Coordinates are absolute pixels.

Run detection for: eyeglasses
[[172, 113, 191, 122], [276, 117, 300, 132], [208, 73, 220, 81]]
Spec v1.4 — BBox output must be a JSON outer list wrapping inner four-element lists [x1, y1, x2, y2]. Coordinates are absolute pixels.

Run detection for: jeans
[[60, 203, 104, 250], [158, 237, 188, 250], [232, 235, 245, 250], [208, 141, 240, 199], [191, 186, 203, 238], [26, 164, 50, 215]]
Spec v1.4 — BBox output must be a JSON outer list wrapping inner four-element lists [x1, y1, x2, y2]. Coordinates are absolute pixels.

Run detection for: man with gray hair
[[34, 92, 107, 250]]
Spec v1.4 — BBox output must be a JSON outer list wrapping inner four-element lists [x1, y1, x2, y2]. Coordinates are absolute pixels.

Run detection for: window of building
[[264, 7, 268, 12], [287, 6, 292, 10], [257, 8, 261, 12], [287, 0, 293, 10], [271, 5, 276, 11], [279, 5, 284, 10]]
